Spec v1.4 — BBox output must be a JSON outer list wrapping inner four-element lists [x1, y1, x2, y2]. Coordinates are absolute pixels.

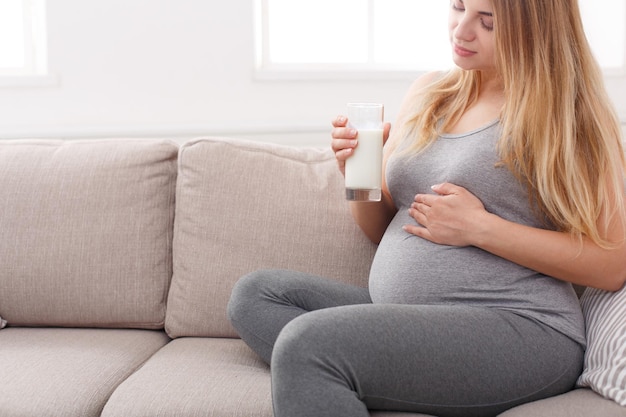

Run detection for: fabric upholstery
[[2, 136, 622, 417], [102, 338, 272, 417], [0, 327, 170, 417], [496, 388, 626, 416], [577, 285, 626, 406], [0, 139, 177, 329], [102, 337, 437, 417], [166, 137, 377, 338]]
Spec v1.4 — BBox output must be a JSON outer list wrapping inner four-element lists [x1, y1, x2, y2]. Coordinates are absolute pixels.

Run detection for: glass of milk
[[345, 103, 384, 202]]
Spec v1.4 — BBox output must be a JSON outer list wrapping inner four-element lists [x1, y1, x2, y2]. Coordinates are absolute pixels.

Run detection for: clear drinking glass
[[345, 103, 384, 202]]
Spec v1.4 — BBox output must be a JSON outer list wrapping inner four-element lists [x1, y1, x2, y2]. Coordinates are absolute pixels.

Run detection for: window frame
[[254, 0, 626, 81], [254, 0, 428, 81]]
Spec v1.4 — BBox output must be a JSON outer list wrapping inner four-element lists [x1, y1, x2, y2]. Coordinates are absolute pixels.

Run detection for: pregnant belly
[[368, 213, 536, 305]]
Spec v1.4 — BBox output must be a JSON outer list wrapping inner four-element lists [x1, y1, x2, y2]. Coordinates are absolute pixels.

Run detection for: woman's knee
[[227, 269, 298, 324], [271, 309, 345, 369], [227, 269, 272, 324], [272, 314, 318, 372]]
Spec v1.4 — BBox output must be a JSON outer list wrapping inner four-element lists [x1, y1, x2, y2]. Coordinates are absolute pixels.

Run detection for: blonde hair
[[396, 0, 625, 248]]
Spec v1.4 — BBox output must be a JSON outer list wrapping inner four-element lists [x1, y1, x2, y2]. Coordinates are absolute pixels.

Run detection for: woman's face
[[448, 0, 497, 73]]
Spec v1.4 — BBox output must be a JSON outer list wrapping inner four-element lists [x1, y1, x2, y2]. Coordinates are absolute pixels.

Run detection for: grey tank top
[[369, 119, 586, 346]]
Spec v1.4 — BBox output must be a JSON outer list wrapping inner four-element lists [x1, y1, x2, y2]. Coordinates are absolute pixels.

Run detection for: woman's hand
[[331, 116, 391, 176], [404, 182, 489, 247], [405, 183, 626, 290]]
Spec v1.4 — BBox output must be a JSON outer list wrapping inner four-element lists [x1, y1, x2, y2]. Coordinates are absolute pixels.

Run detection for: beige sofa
[[0, 137, 624, 417]]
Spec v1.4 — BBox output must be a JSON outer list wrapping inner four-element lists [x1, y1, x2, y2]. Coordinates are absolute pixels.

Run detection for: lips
[[454, 44, 477, 57]]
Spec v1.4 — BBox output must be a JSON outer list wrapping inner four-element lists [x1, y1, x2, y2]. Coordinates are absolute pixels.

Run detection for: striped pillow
[[577, 286, 626, 406]]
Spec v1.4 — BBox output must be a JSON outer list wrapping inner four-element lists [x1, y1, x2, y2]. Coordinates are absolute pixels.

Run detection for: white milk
[[345, 128, 383, 191]]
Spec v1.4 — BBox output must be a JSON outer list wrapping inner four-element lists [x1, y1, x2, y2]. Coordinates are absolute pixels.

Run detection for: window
[[579, 0, 625, 72], [256, 0, 626, 78], [0, 0, 49, 81]]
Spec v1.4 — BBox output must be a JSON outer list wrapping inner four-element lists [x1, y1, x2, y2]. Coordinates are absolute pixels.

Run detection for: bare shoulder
[[407, 71, 445, 95], [396, 71, 444, 117], [385, 71, 446, 151], [393, 71, 444, 125]]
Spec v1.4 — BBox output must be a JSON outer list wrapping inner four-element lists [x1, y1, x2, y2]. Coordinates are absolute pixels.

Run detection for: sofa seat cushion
[[166, 137, 377, 338], [0, 139, 178, 329], [101, 337, 439, 417], [496, 388, 626, 416], [0, 327, 170, 417], [101, 338, 272, 417]]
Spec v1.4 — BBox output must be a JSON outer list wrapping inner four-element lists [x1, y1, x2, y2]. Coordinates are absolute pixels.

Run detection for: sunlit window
[[0, 0, 47, 76], [258, 0, 625, 75], [579, 0, 625, 70]]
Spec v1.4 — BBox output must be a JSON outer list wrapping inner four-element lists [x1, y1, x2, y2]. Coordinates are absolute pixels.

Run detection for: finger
[[335, 147, 354, 162], [331, 138, 358, 153], [414, 193, 437, 206], [431, 182, 461, 196], [335, 151, 351, 176], [402, 224, 433, 241], [331, 127, 358, 140], [409, 205, 428, 225], [412, 202, 430, 214], [332, 115, 348, 128]]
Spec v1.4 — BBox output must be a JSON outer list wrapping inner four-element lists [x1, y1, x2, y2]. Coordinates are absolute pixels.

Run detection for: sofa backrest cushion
[[166, 137, 377, 338], [0, 139, 177, 329]]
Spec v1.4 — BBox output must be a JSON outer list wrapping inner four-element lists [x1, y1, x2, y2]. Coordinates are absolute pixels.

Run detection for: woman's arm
[[475, 212, 626, 291], [331, 116, 396, 243], [406, 182, 626, 291], [331, 72, 441, 244]]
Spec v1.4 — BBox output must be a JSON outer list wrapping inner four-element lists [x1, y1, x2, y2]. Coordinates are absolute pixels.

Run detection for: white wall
[[0, 0, 624, 147]]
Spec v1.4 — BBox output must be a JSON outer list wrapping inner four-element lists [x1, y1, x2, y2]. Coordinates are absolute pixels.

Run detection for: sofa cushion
[[496, 388, 626, 417], [166, 137, 377, 338], [0, 327, 170, 417], [576, 285, 626, 406], [103, 336, 437, 417], [0, 139, 177, 329], [102, 338, 273, 417]]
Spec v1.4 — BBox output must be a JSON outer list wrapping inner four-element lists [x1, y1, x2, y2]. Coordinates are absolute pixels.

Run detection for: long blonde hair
[[396, 0, 625, 248]]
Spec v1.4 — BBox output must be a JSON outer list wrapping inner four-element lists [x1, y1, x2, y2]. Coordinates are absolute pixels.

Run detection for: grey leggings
[[227, 270, 583, 417]]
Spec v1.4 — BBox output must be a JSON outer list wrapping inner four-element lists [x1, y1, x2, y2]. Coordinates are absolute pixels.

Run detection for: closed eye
[[481, 18, 494, 31], [452, 0, 494, 32]]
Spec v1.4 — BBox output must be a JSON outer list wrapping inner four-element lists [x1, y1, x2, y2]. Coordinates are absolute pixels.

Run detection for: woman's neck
[[444, 70, 505, 134], [478, 70, 504, 98]]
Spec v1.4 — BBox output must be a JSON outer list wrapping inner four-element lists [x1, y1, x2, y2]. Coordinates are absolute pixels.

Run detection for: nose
[[452, 15, 476, 42]]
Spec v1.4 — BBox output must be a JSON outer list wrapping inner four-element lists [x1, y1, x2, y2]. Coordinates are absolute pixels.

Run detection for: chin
[[451, 57, 473, 71]]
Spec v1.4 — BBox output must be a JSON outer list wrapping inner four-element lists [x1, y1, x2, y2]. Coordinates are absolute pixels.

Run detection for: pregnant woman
[[227, 1, 626, 416]]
